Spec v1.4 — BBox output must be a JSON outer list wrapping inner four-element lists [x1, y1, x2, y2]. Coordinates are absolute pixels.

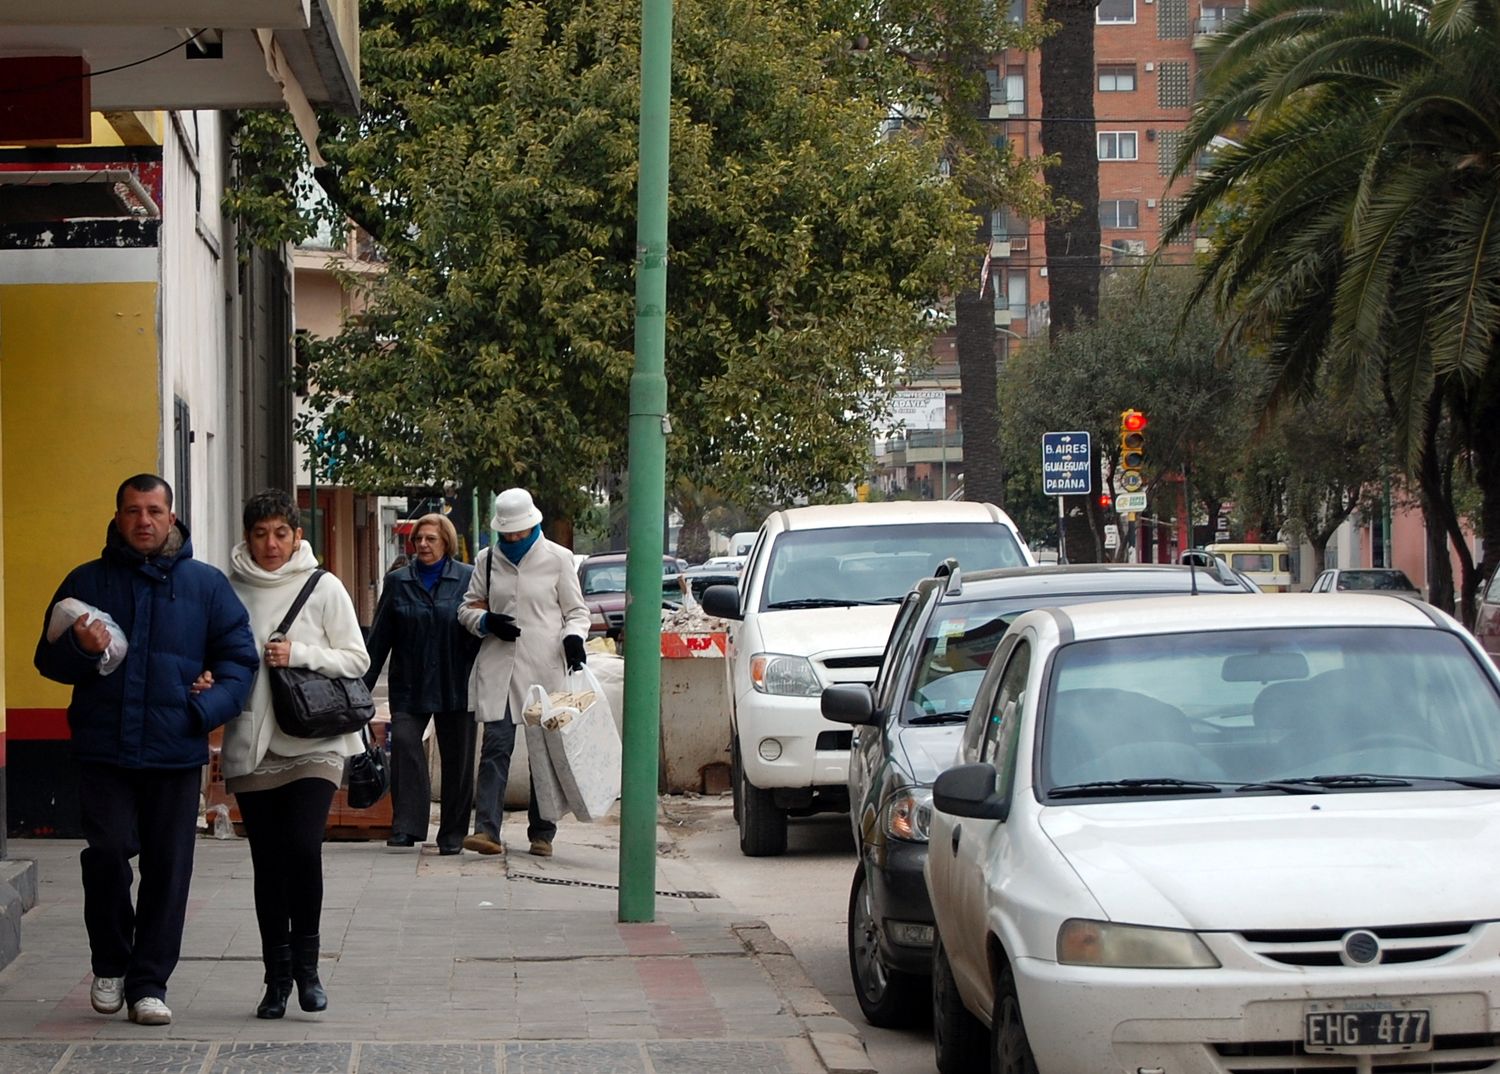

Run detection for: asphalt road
[[664, 796, 935, 1074]]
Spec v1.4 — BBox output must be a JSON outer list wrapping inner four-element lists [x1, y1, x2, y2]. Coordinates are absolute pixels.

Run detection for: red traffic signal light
[[1123, 410, 1148, 433], [1098, 493, 1113, 509]]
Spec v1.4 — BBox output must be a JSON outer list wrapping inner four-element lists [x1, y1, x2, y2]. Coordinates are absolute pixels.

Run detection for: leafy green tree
[[1000, 269, 1259, 560], [231, 0, 981, 523], [1237, 389, 1392, 578], [1165, 0, 1500, 615]]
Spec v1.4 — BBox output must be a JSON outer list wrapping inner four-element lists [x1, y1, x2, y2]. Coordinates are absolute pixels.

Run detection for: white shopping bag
[[520, 684, 572, 822], [46, 598, 128, 675], [520, 667, 622, 822]]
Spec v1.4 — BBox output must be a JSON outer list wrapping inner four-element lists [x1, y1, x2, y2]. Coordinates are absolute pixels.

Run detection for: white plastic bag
[[520, 683, 573, 822], [521, 667, 622, 822], [46, 598, 128, 676]]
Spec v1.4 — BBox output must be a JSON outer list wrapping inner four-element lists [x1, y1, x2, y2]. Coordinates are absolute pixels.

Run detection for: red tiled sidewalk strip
[[638, 961, 727, 1037]]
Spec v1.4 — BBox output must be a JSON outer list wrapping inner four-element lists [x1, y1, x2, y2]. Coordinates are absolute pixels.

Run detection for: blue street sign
[[1041, 431, 1092, 496]]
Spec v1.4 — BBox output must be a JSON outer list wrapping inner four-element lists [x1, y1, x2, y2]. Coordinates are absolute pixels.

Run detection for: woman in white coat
[[458, 488, 589, 857], [221, 489, 369, 1020]]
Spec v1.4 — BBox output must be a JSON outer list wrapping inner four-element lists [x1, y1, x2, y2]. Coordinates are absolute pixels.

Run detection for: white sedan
[[926, 593, 1500, 1074]]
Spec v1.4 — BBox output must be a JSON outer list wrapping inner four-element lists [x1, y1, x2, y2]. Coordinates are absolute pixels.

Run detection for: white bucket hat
[[491, 488, 543, 533]]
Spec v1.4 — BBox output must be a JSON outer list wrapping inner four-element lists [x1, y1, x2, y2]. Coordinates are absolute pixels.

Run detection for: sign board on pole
[[1041, 431, 1092, 496], [1115, 491, 1147, 512], [888, 390, 947, 432], [1104, 524, 1120, 550]]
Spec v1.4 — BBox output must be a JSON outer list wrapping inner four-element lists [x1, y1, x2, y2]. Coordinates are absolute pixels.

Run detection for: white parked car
[[925, 593, 1500, 1074], [701, 500, 1032, 856]]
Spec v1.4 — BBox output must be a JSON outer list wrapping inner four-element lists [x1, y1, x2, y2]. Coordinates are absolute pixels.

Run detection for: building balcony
[[1193, 6, 1247, 47], [1, 0, 359, 117]]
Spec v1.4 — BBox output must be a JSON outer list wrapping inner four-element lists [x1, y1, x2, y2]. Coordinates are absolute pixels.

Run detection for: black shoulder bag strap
[[269, 570, 327, 641]]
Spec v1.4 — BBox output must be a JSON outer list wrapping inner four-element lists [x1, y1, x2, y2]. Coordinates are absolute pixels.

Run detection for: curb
[[733, 921, 876, 1074]]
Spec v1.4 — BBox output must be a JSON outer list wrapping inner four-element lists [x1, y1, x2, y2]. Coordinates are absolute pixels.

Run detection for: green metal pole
[[618, 0, 673, 923]]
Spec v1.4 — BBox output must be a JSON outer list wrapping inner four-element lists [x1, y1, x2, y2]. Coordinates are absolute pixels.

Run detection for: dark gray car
[[820, 560, 1256, 1028]]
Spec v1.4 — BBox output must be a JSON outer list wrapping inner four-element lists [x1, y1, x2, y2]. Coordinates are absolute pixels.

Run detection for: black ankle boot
[[256, 944, 293, 1019], [289, 934, 327, 1012]]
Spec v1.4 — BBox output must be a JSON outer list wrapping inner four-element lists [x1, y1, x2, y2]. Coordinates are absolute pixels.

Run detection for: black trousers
[[77, 762, 201, 1004], [235, 778, 337, 949], [389, 710, 476, 851]]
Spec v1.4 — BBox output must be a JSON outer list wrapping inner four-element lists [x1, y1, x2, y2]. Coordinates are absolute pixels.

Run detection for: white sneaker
[[128, 997, 172, 1025], [89, 975, 124, 1014]]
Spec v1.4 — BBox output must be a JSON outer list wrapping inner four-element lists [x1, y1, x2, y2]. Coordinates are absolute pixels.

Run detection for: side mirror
[[821, 684, 879, 727], [932, 763, 1009, 821], [700, 584, 743, 620]]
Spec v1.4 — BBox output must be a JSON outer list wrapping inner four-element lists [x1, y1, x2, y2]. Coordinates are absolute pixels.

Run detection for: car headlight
[[884, 787, 933, 843], [1056, 919, 1220, 969], [749, 653, 822, 696]]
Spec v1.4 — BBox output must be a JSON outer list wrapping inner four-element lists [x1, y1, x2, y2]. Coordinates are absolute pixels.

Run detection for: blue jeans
[[473, 716, 557, 845]]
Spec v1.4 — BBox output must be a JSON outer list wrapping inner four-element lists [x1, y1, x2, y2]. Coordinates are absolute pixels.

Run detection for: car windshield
[[1040, 627, 1500, 799], [580, 563, 627, 595], [1337, 570, 1416, 591], [761, 523, 1027, 609], [903, 599, 1017, 723]]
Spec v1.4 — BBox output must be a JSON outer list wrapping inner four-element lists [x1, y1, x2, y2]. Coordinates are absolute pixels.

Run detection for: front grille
[[1214, 1032, 1500, 1072], [1238, 922, 1480, 967], [816, 731, 852, 751], [822, 654, 883, 670]]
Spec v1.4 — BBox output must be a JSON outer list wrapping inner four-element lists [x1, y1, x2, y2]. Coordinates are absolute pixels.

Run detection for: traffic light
[[1119, 409, 1148, 492], [1097, 493, 1113, 510]]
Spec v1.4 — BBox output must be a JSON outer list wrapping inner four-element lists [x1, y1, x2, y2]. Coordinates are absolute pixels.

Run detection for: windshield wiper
[[1407, 774, 1500, 788], [1234, 780, 1329, 794], [1048, 778, 1223, 799], [906, 712, 968, 725], [766, 598, 881, 609], [1245, 773, 1413, 790]]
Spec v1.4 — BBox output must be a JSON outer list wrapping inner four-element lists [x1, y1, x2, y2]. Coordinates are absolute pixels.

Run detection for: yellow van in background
[[1206, 543, 1294, 591]]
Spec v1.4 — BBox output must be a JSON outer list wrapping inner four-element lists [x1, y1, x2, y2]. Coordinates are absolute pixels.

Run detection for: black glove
[[563, 634, 587, 672], [484, 612, 521, 641]]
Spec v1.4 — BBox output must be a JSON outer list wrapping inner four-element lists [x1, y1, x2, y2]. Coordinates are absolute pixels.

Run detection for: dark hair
[[116, 474, 173, 510], [242, 488, 301, 533]]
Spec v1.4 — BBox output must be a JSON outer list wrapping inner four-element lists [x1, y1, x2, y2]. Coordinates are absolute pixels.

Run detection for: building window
[[1098, 64, 1136, 92], [1005, 68, 1025, 115], [1098, 131, 1139, 160], [173, 396, 193, 531], [1160, 196, 1193, 245], [996, 270, 1029, 322], [1097, 0, 1135, 23], [1008, 0, 1025, 23], [1157, 130, 1187, 176], [1099, 199, 1140, 228]]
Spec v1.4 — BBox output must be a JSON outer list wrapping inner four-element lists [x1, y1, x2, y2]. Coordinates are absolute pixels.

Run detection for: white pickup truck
[[701, 501, 1032, 856]]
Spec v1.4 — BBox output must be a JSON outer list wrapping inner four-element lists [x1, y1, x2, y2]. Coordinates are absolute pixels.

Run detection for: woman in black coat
[[363, 514, 481, 854]]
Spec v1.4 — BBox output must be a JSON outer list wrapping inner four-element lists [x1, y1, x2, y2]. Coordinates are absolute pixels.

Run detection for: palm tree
[[1162, 0, 1500, 617]]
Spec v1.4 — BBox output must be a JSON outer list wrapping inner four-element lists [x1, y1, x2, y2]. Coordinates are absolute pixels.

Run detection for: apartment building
[[877, 0, 1240, 497]]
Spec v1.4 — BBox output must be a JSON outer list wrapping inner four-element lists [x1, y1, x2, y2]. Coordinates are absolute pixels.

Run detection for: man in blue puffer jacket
[[34, 474, 258, 1027]]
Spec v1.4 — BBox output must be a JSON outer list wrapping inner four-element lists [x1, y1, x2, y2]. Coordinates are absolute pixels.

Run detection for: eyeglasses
[[413, 535, 442, 544]]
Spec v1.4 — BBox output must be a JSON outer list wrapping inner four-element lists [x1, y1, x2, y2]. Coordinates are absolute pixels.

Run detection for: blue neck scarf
[[499, 526, 540, 565], [415, 555, 447, 591]]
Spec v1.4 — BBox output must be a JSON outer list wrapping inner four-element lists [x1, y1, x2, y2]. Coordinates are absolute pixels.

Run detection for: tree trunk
[[1040, 0, 1102, 336], [1308, 536, 1329, 578], [1470, 352, 1500, 624], [955, 217, 1003, 506]]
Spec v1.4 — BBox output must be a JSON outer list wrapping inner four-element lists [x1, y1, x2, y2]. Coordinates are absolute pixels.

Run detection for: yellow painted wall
[[0, 282, 160, 714]]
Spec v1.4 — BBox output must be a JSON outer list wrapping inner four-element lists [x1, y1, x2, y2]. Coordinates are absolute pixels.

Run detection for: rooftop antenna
[[1188, 550, 1199, 596]]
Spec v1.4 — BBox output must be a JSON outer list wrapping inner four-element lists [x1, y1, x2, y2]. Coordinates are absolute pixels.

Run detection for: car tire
[[991, 960, 1039, 1074], [847, 863, 922, 1027], [932, 930, 986, 1074], [737, 749, 788, 856]]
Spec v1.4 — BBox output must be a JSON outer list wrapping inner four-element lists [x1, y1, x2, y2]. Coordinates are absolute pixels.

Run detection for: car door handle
[[951, 824, 962, 855]]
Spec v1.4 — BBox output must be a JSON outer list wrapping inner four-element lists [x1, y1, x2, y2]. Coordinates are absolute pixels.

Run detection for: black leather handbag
[[345, 724, 390, 809], [267, 570, 376, 739]]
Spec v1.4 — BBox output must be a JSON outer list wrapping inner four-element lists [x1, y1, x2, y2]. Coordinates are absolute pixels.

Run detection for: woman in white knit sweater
[[221, 489, 368, 1020]]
